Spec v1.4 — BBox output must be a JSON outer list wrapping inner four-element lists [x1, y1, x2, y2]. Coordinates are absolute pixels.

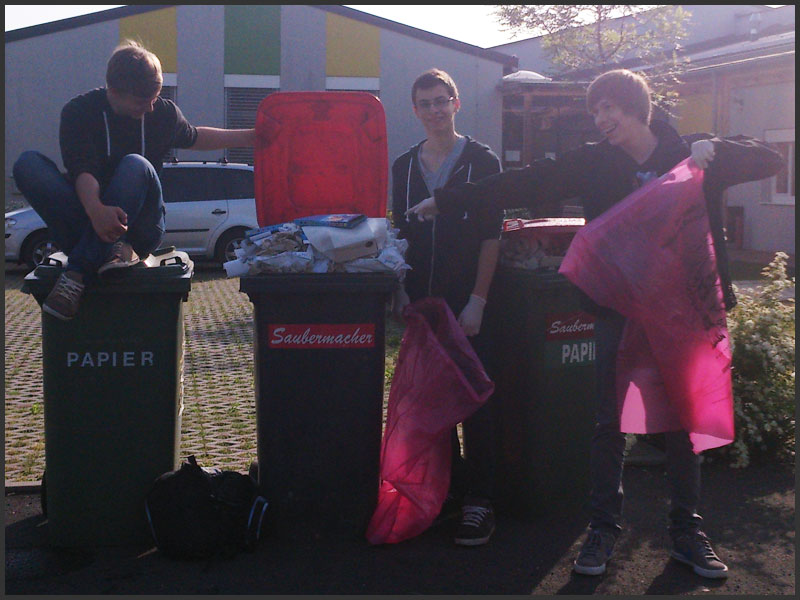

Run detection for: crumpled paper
[[224, 218, 411, 279]]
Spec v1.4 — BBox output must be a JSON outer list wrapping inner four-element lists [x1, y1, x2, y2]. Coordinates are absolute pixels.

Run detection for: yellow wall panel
[[119, 7, 178, 73], [326, 13, 380, 77], [676, 92, 714, 135]]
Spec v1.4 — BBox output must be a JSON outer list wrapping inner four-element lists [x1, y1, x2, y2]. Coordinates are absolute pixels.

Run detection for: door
[[160, 167, 230, 255]]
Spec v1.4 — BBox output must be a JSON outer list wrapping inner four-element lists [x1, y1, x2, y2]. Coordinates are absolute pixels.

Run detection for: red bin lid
[[254, 91, 388, 227]]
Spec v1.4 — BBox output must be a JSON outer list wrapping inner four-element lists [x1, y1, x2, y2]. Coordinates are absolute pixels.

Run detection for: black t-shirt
[[59, 87, 198, 192]]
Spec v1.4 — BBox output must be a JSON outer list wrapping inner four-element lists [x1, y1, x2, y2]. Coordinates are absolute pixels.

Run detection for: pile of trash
[[499, 218, 585, 270], [223, 216, 410, 279]]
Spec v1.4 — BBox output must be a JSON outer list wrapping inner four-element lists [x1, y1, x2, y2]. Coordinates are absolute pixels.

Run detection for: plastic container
[[21, 249, 192, 547], [254, 91, 387, 226], [482, 224, 597, 515], [242, 91, 396, 537]]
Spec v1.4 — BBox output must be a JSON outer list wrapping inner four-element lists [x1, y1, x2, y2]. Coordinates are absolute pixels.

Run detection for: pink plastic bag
[[559, 159, 734, 453], [366, 297, 494, 544]]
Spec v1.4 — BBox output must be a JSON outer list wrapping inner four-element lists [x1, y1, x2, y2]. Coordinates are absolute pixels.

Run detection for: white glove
[[458, 294, 486, 337], [691, 139, 716, 169], [391, 286, 410, 322]]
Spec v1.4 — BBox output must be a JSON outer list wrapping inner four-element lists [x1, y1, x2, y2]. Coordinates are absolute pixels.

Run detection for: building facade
[[491, 5, 795, 255], [4, 5, 516, 216], [5, 5, 793, 255]]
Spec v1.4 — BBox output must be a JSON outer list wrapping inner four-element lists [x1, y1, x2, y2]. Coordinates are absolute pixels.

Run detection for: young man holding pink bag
[[407, 69, 783, 578]]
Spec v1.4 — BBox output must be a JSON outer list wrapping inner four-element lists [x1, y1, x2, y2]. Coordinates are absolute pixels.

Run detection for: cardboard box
[[301, 218, 387, 263]]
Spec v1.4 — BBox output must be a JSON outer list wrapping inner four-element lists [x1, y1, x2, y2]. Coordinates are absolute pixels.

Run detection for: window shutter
[[225, 87, 276, 165], [160, 86, 178, 162]]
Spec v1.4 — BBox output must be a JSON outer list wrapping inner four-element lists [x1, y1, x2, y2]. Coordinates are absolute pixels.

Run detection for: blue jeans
[[12, 151, 165, 282], [589, 309, 702, 539]]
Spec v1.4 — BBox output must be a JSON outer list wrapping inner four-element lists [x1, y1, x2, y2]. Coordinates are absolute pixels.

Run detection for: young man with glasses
[[390, 68, 503, 546], [13, 40, 255, 320]]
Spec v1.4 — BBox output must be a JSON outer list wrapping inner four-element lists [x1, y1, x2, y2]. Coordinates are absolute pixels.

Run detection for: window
[[160, 167, 254, 203], [207, 168, 254, 201], [160, 168, 211, 203], [765, 129, 795, 205]]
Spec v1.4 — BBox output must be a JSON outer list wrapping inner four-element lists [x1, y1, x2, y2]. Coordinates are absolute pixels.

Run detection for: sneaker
[[454, 498, 495, 546], [671, 530, 729, 579], [573, 528, 617, 575], [43, 271, 85, 320], [98, 240, 140, 276]]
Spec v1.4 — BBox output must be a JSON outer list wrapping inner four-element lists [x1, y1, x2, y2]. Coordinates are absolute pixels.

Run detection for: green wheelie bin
[[483, 264, 598, 517], [240, 272, 396, 538], [21, 250, 192, 547], [241, 91, 397, 538]]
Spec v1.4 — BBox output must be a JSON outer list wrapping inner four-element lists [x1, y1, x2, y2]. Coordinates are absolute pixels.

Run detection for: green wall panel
[[224, 5, 281, 75]]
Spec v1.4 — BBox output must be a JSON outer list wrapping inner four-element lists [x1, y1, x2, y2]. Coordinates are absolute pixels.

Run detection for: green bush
[[706, 252, 795, 468]]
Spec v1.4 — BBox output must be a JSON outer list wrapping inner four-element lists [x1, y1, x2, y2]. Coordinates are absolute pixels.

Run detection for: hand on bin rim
[[458, 294, 486, 337]]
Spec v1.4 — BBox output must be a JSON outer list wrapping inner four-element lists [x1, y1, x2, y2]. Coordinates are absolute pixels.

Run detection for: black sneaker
[[671, 530, 729, 579], [573, 528, 617, 575], [454, 498, 495, 546]]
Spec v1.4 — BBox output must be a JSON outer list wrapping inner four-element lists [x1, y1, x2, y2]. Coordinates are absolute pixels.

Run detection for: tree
[[494, 5, 691, 113]]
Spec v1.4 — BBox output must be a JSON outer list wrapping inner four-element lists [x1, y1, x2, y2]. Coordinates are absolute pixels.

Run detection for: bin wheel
[[41, 471, 47, 517]]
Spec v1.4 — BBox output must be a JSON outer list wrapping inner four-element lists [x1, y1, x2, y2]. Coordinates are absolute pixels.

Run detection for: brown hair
[[411, 68, 459, 105], [586, 69, 652, 125], [106, 40, 163, 98]]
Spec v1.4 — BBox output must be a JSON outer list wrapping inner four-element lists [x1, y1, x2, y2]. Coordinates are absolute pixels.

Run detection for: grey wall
[[727, 80, 795, 254], [5, 21, 118, 197], [380, 28, 504, 180], [281, 5, 327, 92], [175, 5, 226, 162], [5, 5, 508, 220]]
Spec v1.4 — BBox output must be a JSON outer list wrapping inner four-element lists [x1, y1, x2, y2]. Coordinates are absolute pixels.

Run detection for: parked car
[[5, 160, 258, 269]]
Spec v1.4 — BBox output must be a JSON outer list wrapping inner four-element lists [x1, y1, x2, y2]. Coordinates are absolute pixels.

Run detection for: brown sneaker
[[43, 271, 85, 320], [98, 241, 140, 276]]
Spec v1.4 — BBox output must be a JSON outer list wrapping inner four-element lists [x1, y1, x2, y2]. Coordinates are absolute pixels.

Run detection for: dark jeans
[[450, 326, 496, 502], [12, 151, 165, 282], [590, 309, 703, 539]]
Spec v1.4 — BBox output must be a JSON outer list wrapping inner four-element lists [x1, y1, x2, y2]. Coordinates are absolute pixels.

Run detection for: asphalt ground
[[3, 259, 795, 594], [5, 462, 794, 594]]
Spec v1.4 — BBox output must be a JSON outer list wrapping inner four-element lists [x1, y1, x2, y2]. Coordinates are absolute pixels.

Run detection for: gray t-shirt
[[420, 135, 467, 195]]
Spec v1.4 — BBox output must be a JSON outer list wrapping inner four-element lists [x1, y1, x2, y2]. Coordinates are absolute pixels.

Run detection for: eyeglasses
[[416, 96, 455, 111]]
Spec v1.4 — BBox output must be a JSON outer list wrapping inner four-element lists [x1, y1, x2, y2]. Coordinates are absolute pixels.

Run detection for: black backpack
[[144, 455, 268, 559]]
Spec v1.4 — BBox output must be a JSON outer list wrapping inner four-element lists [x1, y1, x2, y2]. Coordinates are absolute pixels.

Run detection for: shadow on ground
[[5, 462, 794, 595]]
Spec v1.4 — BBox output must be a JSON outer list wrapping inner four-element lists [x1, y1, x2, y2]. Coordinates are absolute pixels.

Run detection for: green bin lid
[[22, 249, 193, 300]]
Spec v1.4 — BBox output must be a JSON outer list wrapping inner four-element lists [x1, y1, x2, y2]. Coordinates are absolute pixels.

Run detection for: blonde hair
[[106, 40, 163, 98]]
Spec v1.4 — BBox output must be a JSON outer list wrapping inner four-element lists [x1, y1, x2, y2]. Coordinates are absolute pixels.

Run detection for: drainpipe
[[711, 71, 718, 134], [749, 11, 762, 41]]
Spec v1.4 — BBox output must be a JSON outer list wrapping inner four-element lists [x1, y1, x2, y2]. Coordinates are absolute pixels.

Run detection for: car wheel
[[214, 228, 248, 264], [23, 230, 60, 269]]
